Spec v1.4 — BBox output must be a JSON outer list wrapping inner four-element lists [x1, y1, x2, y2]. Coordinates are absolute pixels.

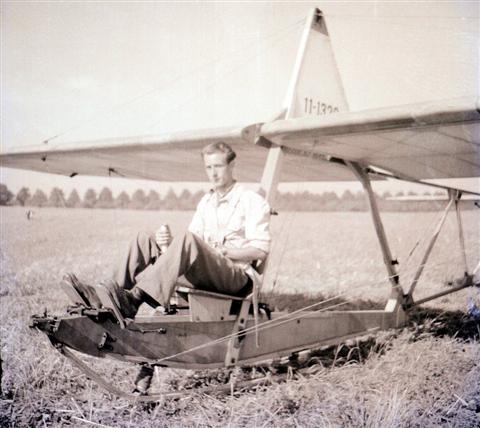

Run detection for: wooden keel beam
[[37, 307, 406, 370]]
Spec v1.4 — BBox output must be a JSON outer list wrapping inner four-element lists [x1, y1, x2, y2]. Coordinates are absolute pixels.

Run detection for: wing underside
[[1, 98, 479, 185], [261, 97, 480, 182]]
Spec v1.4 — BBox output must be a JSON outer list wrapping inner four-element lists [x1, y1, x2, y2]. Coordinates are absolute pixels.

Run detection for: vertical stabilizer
[[283, 8, 349, 119]]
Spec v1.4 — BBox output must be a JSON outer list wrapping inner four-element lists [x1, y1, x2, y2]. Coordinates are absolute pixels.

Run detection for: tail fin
[[283, 8, 349, 119]]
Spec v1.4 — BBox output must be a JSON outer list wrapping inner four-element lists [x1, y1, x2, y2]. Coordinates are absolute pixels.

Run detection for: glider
[[2, 8, 479, 400]]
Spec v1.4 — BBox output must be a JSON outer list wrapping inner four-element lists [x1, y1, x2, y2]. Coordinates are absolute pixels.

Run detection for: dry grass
[[1, 206, 479, 427]]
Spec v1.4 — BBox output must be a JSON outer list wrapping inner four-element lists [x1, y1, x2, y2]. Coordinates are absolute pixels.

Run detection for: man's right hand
[[155, 227, 172, 250]]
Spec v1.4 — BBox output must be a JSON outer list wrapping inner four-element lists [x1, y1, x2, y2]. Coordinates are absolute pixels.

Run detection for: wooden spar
[[454, 191, 469, 275], [347, 162, 401, 299], [258, 145, 284, 209], [406, 192, 455, 299], [403, 189, 478, 307], [474, 261, 480, 276], [409, 277, 476, 307], [366, 168, 480, 197]]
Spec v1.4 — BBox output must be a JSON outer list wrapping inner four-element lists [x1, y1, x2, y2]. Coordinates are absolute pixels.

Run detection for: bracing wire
[[39, 18, 305, 148], [143, 20, 304, 133], [151, 299, 350, 365], [20, 12, 476, 151], [327, 14, 479, 34], [402, 198, 454, 268], [328, 14, 479, 20], [149, 244, 479, 364]]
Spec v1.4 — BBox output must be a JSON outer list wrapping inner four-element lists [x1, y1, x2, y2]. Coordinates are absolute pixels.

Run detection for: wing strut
[[258, 144, 284, 209], [406, 192, 455, 299], [347, 162, 402, 302], [405, 191, 478, 307], [455, 192, 469, 276]]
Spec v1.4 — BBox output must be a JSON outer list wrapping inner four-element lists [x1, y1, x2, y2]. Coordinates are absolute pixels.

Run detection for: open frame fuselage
[[8, 8, 479, 396]]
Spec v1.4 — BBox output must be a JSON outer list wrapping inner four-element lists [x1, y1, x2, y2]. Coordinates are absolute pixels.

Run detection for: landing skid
[[57, 345, 283, 402]]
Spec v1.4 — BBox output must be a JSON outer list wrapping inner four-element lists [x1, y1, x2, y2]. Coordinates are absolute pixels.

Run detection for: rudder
[[283, 8, 349, 119]]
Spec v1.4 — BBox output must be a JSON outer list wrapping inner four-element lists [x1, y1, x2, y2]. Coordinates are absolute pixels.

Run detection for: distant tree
[[30, 189, 48, 207], [0, 184, 14, 206], [407, 190, 417, 196], [178, 189, 193, 210], [16, 187, 31, 206], [341, 190, 355, 201], [48, 187, 66, 207], [300, 190, 317, 211], [163, 188, 179, 210], [382, 191, 392, 199], [191, 190, 204, 206], [66, 189, 82, 208], [145, 190, 162, 210], [395, 191, 404, 197], [348, 191, 367, 211], [115, 191, 130, 209], [96, 187, 115, 208], [130, 189, 147, 209], [83, 188, 97, 208], [323, 191, 339, 201], [323, 191, 340, 210]]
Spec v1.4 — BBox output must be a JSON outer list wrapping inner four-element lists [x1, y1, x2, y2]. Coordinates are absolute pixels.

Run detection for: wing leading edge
[[1, 98, 479, 184], [0, 125, 360, 182]]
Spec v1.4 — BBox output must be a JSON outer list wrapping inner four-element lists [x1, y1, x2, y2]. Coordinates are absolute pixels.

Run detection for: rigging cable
[[143, 20, 305, 133], [38, 18, 305, 150], [147, 245, 479, 364]]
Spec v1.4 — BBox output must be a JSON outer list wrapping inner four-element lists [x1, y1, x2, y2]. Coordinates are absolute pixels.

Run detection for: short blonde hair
[[201, 142, 236, 164]]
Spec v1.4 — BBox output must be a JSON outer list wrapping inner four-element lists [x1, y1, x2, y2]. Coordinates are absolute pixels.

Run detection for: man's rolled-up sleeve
[[245, 193, 271, 253]]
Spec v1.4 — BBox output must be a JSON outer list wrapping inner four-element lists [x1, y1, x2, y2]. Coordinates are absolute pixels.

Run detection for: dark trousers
[[114, 231, 249, 306]]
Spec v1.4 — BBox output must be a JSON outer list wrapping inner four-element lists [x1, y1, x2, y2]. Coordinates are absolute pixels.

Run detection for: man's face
[[203, 152, 235, 191]]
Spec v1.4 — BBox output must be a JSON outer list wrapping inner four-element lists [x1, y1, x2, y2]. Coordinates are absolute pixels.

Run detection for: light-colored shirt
[[188, 183, 271, 254]]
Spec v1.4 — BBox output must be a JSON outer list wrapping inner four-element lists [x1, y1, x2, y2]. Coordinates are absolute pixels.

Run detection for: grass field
[[1, 206, 479, 427]]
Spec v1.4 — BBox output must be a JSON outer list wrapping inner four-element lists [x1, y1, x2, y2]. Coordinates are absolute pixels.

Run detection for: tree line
[[0, 185, 204, 210], [0, 183, 475, 211]]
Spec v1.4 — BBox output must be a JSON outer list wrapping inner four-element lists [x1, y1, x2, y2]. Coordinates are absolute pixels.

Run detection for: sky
[[1, 1, 479, 197]]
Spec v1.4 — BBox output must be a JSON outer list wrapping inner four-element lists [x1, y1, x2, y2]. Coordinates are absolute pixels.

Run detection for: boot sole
[[95, 283, 128, 329], [61, 276, 90, 306]]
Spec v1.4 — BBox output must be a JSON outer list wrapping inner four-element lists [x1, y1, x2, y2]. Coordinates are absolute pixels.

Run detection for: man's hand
[[155, 227, 172, 251]]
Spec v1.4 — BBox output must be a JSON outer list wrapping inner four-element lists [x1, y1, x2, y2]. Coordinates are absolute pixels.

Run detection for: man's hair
[[201, 142, 236, 164]]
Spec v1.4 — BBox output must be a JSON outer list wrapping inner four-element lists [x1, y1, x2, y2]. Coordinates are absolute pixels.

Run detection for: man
[[70, 141, 271, 319]]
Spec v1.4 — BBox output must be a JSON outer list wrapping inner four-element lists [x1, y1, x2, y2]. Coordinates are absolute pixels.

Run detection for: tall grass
[[1, 207, 479, 427]]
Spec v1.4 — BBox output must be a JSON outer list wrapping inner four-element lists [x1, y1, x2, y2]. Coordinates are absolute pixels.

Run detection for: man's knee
[[134, 230, 156, 248], [174, 231, 201, 248]]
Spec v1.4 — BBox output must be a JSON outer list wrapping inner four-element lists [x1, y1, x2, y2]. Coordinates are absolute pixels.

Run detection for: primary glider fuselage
[[3, 8, 479, 399]]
